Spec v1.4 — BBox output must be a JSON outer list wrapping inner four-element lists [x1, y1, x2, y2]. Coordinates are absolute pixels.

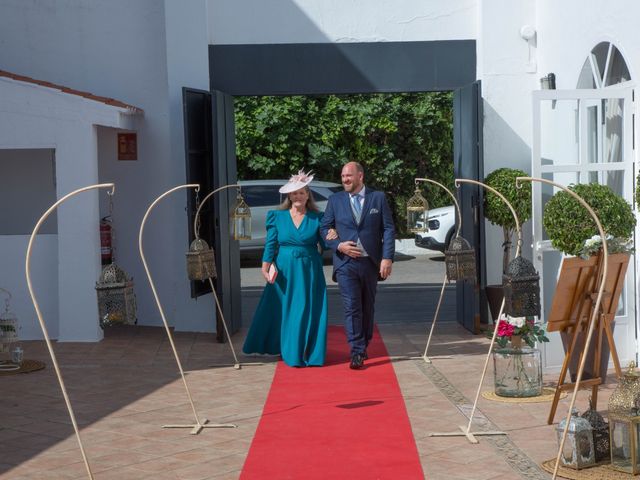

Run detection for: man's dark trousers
[[335, 257, 378, 355]]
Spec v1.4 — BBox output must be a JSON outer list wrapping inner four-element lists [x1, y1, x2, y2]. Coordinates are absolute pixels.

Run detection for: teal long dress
[[242, 209, 328, 367], [242, 210, 327, 367]]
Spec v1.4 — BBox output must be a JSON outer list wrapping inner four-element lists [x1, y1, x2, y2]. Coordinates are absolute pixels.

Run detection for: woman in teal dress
[[242, 171, 330, 367]]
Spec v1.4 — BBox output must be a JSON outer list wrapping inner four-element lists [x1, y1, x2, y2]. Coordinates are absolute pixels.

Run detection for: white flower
[[506, 315, 526, 327], [584, 235, 601, 248]]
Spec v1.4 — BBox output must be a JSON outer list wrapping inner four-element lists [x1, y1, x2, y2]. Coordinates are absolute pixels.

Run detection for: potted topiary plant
[[543, 182, 635, 384], [483, 168, 532, 319], [543, 183, 635, 257]]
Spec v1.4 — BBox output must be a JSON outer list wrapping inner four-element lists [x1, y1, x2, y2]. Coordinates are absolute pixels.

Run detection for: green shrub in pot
[[543, 183, 635, 257], [484, 168, 532, 274]]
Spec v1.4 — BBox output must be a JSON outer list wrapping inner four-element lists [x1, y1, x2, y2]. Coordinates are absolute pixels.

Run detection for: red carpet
[[240, 326, 425, 479]]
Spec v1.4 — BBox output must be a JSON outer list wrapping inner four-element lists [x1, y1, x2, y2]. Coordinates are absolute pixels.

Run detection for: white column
[[55, 124, 103, 341]]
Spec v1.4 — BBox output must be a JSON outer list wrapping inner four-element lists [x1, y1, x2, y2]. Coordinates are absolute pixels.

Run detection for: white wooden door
[[531, 88, 636, 372]]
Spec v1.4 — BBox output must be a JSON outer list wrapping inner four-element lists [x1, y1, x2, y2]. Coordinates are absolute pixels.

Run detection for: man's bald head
[[341, 162, 365, 194]]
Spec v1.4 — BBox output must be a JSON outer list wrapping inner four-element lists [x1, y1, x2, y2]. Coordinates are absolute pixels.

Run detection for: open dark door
[[211, 90, 242, 340], [183, 87, 215, 299], [453, 80, 487, 333], [183, 88, 241, 341]]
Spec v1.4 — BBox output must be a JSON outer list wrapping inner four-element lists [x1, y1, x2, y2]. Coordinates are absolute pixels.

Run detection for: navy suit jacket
[[320, 188, 395, 280]]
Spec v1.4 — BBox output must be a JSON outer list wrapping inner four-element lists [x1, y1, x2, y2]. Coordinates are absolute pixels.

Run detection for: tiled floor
[[0, 319, 617, 479]]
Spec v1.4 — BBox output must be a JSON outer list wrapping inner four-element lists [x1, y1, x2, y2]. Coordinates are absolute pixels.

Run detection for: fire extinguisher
[[100, 216, 113, 265]]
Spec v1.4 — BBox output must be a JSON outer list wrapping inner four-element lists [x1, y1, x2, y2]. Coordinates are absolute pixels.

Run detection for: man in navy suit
[[321, 162, 395, 369]]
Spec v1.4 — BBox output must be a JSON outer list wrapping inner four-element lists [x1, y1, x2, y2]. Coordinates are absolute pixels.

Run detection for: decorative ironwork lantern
[[503, 255, 541, 317], [556, 408, 596, 469], [608, 364, 640, 474], [406, 186, 429, 233], [96, 263, 136, 328], [444, 236, 476, 282], [231, 191, 252, 240], [186, 238, 217, 281], [581, 398, 610, 462], [0, 289, 18, 357]]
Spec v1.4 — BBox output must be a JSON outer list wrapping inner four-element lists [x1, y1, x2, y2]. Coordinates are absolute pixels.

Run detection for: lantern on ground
[[608, 365, 640, 474], [406, 186, 429, 233], [231, 191, 252, 240], [503, 255, 541, 317], [0, 289, 19, 360], [96, 263, 136, 328], [556, 409, 596, 469], [444, 236, 476, 282], [186, 238, 217, 281], [581, 399, 610, 463]]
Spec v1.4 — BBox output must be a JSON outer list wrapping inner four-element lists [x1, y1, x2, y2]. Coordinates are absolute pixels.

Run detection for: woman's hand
[[261, 262, 272, 283], [326, 228, 338, 240]]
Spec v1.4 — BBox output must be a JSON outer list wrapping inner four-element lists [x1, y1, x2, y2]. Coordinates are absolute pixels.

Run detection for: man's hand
[[338, 241, 362, 258], [379, 259, 392, 279]]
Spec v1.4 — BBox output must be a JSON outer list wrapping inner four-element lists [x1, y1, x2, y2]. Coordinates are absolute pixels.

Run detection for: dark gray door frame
[[209, 41, 476, 95], [453, 81, 487, 333], [207, 40, 484, 332]]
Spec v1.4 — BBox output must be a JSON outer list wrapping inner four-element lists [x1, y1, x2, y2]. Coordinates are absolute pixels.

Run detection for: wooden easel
[[546, 253, 629, 424]]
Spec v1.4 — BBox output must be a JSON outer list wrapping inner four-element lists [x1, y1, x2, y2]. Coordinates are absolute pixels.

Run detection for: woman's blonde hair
[[278, 186, 320, 212]]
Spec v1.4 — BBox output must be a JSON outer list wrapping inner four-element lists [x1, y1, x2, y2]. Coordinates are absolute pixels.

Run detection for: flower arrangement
[[491, 314, 549, 348], [579, 234, 633, 259]]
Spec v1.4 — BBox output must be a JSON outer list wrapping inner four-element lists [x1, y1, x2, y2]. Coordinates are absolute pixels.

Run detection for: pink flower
[[497, 320, 515, 338]]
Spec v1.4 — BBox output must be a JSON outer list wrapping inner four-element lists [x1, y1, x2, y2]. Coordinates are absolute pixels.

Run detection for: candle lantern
[[406, 186, 429, 234], [444, 236, 476, 282], [231, 191, 252, 240], [96, 263, 137, 328], [580, 399, 610, 463], [186, 238, 217, 281], [609, 365, 640, 474], [555, 408, 596, 469], [0, 289, 18, 358], [503, 255, 541, 317]]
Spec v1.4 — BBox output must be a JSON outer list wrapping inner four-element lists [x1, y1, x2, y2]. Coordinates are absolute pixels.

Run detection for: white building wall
[[476, 0, 537, 286], [537, 1, 640, 89], [0, 235, 58, 341], [0, 0, 216, 335], [208, 0, 477, 44], [534, 1, 640, 370], [2, 0, 637, 346], [0, 76, 135, 341], [480, 0, 640, 272]]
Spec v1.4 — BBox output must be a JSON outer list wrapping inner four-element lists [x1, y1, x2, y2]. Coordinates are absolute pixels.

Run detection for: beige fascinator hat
[[279, 169, 315, 194]]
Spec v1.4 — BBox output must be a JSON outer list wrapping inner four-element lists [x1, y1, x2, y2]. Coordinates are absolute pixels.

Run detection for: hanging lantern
[[581, 398, 610, 463], [231, 191, 252, 241], [96, 263, 137, 328], [608, 364, 640, 474], [0, 291, 19, 357], [186, 238, 217, 281], [444, 236, 476, 282], [406, 186, 429, 233], [555, 408, 596, 470], [503, 255, 541, 317]]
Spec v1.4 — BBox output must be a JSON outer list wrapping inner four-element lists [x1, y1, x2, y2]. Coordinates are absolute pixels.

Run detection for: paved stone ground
[[0, 266, 618, 479], [240, 251, 447, 288]]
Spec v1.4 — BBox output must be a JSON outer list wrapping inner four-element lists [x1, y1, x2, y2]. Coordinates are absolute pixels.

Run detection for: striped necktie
[[351, 193, 362, 221]]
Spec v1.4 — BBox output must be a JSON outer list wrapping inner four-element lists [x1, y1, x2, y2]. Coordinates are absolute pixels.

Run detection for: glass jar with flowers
[[491, 314, 549, 397]]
